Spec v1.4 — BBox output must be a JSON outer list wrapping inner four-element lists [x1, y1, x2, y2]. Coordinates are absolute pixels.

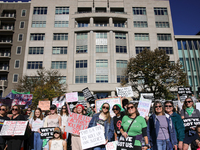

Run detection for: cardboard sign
[[38, 101, 50, 111], [183, 117, 200, 128], [137, 98, 152, 118], [52, 95, 66, 113], [117, 136, 135, 150], [65, 113, 92, 135], [65, 92, 78, 103], [178, 87, 192, 95], [106, 141, 118, 150], [0, 121, 28, 136], [82, 87, 95, 102], [12, 94, 32, 107], [95, 97, 122, 117], [80, 125, 105, 149], [116, 86, 134, 97], [40, 127, 55, 139]]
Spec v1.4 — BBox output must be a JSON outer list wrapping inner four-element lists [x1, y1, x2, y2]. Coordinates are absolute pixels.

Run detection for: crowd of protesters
[[0, 96, 200, 150]]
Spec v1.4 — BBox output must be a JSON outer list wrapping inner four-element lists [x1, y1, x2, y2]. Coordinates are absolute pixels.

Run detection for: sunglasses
[[112, 108, 119, 111], [12, 108, 18, 111], [102, 106, 109, 110], [50, 108, 56, 110], [62, 108, 66, 109], [185, 101, 192, 104], [127, 106, 134, 110], [165, 105, 172, 108], [54, 132, 60, 134], [155, 106, 162, 108], [0, 109, 5, 111], [27, 110, 31, 111]]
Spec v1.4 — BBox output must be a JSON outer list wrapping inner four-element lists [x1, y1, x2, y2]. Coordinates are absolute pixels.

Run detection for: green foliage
[[15, 68, 67, 107], [121, 48, 188, 99]]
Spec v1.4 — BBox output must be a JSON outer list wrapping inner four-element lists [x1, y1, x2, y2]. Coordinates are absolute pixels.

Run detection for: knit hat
[[99, 103, 110, 111]]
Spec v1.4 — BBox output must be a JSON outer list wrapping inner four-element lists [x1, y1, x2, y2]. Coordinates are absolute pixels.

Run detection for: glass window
[[186, 58, 190, 71], [78, 23, 88, 27], [53, 33, 68, 40], [96, 32, 107, 39], [16, 47, 22, 54], [177, 40, 182, 50], [32, 21, 46, 28], [27, 61, 43, 69], [59, 76, 66, 84], [33, 7, 48, 15], [154, 7, 168, 15], [96, 75, 108, 83], [19, 22, 25, 29], [29, 47, 44, 54], [117, 75, 128, 83], [135, 47, 150, 54], [134, 21, 148, 28], [21, 10, 26, 17], [77, 33, 88, 40], [155, 22, 169, 28], [76, 45, 87, 53], [157, 34, 171, 41], [96, 45, 107, 53], [116, 46, 127, 53], [159, 47, 173, 54], [54, 21, 69, 27], [116, 60, 127, 68], [76, 60, 87, 68], [14, 60, 20, 68], [55, 7, 69, 14], [75, 76, 87, 83], [114, 23, 125, 28], [135, 33, 149, 41], [115, 33, 126, 39], [179, 58, 185, 70], [30, 34, 45, 41], [188, 41, 193, 49], [96, 60, 108, 67], [192, 58, 196, 71], [182, 41, 187, 50], [193, 40, 198, 50], [18, 34, 23, 41], [52, 47, 67, 54], [133, 7, 146, 15], [13, 74, 18, 83], [51, 61, 67, 69]]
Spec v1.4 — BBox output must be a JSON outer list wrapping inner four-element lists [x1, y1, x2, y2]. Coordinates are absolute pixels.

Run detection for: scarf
[[186, 107, 194, 116]]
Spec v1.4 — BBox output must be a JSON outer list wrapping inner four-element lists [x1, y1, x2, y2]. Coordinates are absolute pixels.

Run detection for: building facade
[[0, 2, 30, 97]]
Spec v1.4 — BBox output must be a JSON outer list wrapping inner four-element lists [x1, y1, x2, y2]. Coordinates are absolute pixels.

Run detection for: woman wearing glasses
[[120, 103, 149, 150], [164, 101, 185, 150], [181, 98, 200, 150], [147, 101, 177, 150], [88, 102, 114, 150]]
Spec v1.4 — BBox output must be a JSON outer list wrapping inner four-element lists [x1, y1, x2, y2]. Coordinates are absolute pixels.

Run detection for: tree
[[121, 48, 188, 99], [15, 68, 67, 107]]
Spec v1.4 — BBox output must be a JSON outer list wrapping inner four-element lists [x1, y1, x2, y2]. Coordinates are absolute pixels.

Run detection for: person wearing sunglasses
[[164, 101, 185, 150], [181, 98, 200, 150], [0, 105, 10, 150], [120, 103, 149, 150], [88, 103, 114, 150], [147, 101, 177, 150]]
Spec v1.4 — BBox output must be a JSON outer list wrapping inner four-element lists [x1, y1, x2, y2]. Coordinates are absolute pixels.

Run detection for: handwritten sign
[[40, 127, 55, 139], [38, 101, 50, 111], [95, 97, 122, 117], [117, 135, 135, 150], [0, 121, 28, 136], [82, 87, 95, 102], [106, 141, 118, 150], [196, 103, 200, 111], [137, 98, 152, 118], [80, 125, 105, 149], [52, 95, 66, 113], [183, 117, 200, 129], [65, 92, 78, 103], [178, 87, 192, 95], [12, 94, 32, 107], [116, 86, 134, 97], [65, 113, 92, 135]]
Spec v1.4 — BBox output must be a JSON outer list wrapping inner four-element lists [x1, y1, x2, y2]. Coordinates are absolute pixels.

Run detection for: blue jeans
[[93, 145, 106, 150], [157, 139, 172, 150], [32, 132, 43, 150]]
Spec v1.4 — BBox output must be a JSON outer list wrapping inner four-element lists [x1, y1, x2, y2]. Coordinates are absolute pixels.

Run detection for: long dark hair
[[33, 108, 44, 121], [60, 105, 69, 116], [182, 97, 196, 110], [126, 103, 140, 117], [100, 103, 111, 124]]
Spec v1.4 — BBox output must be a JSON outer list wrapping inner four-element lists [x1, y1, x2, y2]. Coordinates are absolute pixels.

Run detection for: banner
[[38, 101, 50, 111], [40, 127, 55, 139], [95, 97, 122, 117], [106, 141, 118, 150], [137, 96, 152, 118], [82, 87, 95, 102], [178, 87, 192, 95], [65, 113, 92, 135], [116, 86, 134, 97], [0, 98, 13, 107], [65, 92, 78, 103], [80, 125, 105, 149], [0, 121, 28, 136], [52, 95, 66, 113], [183, 117, 200, 129], [12, 94, 33, 107]]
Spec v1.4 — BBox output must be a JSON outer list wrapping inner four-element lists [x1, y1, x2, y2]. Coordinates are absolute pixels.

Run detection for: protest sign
[[95, 97, 122, 117], [117, 135, 135, 150], [140, 93, 154, 101], [40, 127, 55, 139], [183, 117, 200, 129], [0, 98, 13, 107], [80, 125, 105, 149], [179, 95, 187, 102], [196, 103, 200, 111], [77, 99, 87, 107], [65, 92, 78, 103], [0, 121, 28, 136], [178, 87, 192, 95], [52, 95, 66, 113], [106, 141, 118, 150], [38, 101, 50, 111], [137, 98, 152, 118], [65, 113, 92, 135], [82, 87, 95, 102], [116, 86, 134, 97], [12, 94, 32, 107]]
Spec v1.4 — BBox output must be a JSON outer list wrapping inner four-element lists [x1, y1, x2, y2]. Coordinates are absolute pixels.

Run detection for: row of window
[[33, 7, 69, 15], [30, 33, 68, 41], [134, 21, 169, 28], [132, 7, 168, 15]]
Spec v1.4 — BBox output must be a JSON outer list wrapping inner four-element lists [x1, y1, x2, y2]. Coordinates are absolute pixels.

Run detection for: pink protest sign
[[65, 92, 78, 102], [65, 113, 91, 135]]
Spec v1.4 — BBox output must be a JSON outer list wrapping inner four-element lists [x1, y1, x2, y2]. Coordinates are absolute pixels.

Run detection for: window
[[96, 32, 107, 39], [96, 60, 108, 67], [19, 22, 25, 29], [27, 61, 43, 69], [157, 34, 171, 41], [51, 61, 67, 69], [76, 45, 87, 53], [188, 41, 193, 49], [32, 21, 46, 28], [114, 23, 125, 28], [78, 23, 88, 28], [159, 47, 173, 54], [54, 21, 69, 27], [33, 7, 47, 15], [75, 76, 87, 83], [76, 60, 87, 68], [16, 46, 22, 54], [117, 75, 127, 83], [21, 10, 26, 17], [29, 47, 44, 54], [177, 40, 182, 50], [18, 34, 23, 41], [13, 74, 18, 83], [156, 22, 169, 28], [116, 60, 127, 68], [115, 33, 126, 39], [193, 41, 198, 50], [135, 33, 149, 41], [116, 46, 127, 53], [134, 21, 148, 28], [59, 76, 66, 84], [133, 7, 146, 15], [52, 47, 67, 54], [55, 7, 69, 14], [77, 33, 88, 40], [135, 47, 150, 54], [30, 34, 45, 41], [96, 45, 107, 53], [154, 8, 168, 15], [14, 60, 20, 68], [96, 75, 108, 83], [53, 33, 68, 40]]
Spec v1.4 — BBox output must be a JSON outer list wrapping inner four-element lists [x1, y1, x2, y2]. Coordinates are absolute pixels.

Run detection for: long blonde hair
[[100, 103, 111, 124]]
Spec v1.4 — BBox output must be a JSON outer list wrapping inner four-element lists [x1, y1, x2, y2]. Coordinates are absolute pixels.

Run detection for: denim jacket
[[88, 113, 114, 141], [147, 114, 177, 150]]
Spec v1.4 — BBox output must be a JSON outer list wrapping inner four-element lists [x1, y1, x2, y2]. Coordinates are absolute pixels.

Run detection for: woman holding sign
[[181, 98, 200, 150], [88, 102, 114, 150]]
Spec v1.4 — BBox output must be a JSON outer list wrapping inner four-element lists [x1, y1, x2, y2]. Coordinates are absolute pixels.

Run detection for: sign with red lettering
[[12, 94, 32, 107], [0, 121, 28, 136], [106, 141, 118, 150], [65, 113, 92, 135]]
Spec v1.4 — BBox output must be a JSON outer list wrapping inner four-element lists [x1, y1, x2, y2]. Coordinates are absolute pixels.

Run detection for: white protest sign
[[52, 95, 66, 113], [65, 92, 78, 102], [196, 103, 200, 111], [116, 86, 134, 97], [106, 141, 118, 150], [80, 125, 105, 149]]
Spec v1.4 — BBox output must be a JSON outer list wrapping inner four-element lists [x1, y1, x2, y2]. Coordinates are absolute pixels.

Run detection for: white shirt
[[29, 118, 44, 132]]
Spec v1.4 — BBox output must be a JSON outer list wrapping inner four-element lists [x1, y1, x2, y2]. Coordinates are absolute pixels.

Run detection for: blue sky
[[2, 0, 200, 35]]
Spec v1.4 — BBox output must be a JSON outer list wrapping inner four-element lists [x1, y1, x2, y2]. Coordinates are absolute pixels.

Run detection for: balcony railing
[[0, 80, 8, 87], [0, 39, 12, 43], [0, 53, 10, 57], [0, 66, 9, 71], [0, 26, 14, 30], [1, 13, 16, 18], [75, 11, 127, 14], [94, 23, 108, 27]]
